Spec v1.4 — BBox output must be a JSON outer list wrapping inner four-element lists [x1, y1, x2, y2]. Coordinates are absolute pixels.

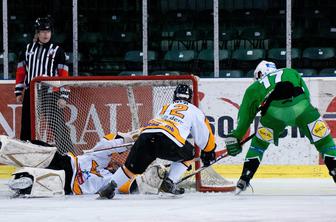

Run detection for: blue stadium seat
[[319, 68, 336, 76], [245, 69, 255, 78], [163, 50, 196, 73], [150, 70, 181, 76], [119, 71, 143, 76], [296, 68, 318, 77], [219, 69, 244, 78], [219, 28, 239, 49], [231, 48, 265, 71], [229, 9, 264, 28], [267, 48, 301, 67], [239, 27, 267, 49], [173, 29, 204, 50], [124, 50, 157, 70], [302, 47, 336, 69], [197, 49, 231, 70]]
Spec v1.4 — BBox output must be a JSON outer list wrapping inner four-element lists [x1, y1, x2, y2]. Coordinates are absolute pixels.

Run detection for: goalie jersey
[[142, 100, 216, 152], [67, 134, 129, 195]]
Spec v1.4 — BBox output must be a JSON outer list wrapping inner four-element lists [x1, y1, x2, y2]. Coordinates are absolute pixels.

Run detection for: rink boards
[[0, 77, 336, 178]]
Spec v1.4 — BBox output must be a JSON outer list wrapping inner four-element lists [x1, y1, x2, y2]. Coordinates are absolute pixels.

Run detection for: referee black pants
[[20, 88, 74, 154], [20, 88, 31, 141]]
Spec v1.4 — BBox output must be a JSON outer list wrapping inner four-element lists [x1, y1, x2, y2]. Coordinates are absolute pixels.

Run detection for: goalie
[[0, 130, 153, 197]]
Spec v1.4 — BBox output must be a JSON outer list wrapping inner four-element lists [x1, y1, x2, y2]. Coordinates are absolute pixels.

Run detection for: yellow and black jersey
[[143, 100, 216, 152]]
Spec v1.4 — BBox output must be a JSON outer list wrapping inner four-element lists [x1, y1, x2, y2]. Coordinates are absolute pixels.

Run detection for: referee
[[15, 17, 72, 152]]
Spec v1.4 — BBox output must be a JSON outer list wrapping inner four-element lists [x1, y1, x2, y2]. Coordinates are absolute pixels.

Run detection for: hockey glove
[[225, 135, 242, 156], [200, 149, 216, 167]]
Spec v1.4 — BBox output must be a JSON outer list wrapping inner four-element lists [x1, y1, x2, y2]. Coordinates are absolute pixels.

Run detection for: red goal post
[[30, 75, 235, 192]]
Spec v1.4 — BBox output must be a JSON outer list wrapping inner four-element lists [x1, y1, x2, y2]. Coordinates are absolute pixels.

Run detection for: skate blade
[[96, 195, 112, 200], [234, 188, 244, 195], [158, 192, 184, 199], [97, 191, 115, 200]]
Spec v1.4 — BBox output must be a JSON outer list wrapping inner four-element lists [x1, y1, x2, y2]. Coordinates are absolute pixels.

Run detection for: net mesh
[[180, 165, 235, 190], [31, 76, 235, 192]]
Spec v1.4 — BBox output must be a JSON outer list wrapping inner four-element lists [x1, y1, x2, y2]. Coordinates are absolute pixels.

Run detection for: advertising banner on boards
[[1, 78, 335, 165]]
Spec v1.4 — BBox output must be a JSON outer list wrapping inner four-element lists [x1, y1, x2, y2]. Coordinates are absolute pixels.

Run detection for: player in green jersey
[[224, 60, 336, 194]]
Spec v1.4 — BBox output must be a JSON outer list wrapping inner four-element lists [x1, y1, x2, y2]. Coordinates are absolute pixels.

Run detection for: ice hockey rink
[[1, 178, 336, 222]]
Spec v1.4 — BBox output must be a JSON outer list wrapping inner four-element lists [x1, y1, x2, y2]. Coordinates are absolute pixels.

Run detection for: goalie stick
[[83, 142, 135, 153], [176, 133, 256, 185]]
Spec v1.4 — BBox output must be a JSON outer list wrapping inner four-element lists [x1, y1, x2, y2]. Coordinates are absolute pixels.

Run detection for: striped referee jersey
[[15, 41, 69, 97]]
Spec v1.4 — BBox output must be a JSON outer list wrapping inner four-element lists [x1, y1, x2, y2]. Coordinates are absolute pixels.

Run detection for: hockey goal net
[[30, 75, 235, 192]]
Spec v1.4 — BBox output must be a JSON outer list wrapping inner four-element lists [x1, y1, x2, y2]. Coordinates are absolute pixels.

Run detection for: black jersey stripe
[[21, 42, 65, 87], [39, 47, 46, 76]]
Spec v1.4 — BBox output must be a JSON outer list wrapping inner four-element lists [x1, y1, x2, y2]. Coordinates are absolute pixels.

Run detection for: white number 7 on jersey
[[259, 70, 283, 89]]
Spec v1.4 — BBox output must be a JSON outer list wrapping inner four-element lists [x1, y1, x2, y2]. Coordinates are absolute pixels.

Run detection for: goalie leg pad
[[0, 136, 57, 168], [135, 164, 167, 194], [9, 167, 65, 197]]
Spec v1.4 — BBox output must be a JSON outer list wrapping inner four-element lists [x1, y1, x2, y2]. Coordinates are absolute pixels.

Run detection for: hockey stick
[[176, 133, 255, 185], [83, 142, 135, 154]]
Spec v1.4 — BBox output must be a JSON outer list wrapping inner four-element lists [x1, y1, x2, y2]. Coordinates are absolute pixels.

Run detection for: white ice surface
[[1, 178, 336, 222]]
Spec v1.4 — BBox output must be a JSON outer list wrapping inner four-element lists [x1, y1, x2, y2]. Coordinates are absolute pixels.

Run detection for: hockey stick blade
[[176, 133, 255, 185], [83, 142, 134, 154]]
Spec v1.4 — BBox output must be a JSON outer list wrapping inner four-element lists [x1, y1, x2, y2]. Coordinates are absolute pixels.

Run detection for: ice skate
[[160, 177, 185, 195], [235, 178, 249, 195], [98, 180, 117, 199]]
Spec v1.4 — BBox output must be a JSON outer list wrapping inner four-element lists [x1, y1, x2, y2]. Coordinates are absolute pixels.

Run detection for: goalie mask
[[253, 60, 277, 80], [173, 84, 192, 103]]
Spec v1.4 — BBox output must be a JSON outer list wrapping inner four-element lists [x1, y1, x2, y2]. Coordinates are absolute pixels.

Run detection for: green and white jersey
[[232, 68, 310, 140]]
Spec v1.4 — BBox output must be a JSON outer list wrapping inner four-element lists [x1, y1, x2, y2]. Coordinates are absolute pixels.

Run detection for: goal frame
[[30, 74, 234, 192]]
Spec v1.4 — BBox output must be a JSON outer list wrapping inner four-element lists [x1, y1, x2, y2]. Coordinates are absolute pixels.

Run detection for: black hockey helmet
[[173, 84, 193, 103], [34, 17, 53, 32]]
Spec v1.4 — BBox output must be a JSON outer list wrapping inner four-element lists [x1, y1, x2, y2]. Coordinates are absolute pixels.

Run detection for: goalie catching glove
[[200, 149, 216, 167], [225, 134, 242, 156]]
